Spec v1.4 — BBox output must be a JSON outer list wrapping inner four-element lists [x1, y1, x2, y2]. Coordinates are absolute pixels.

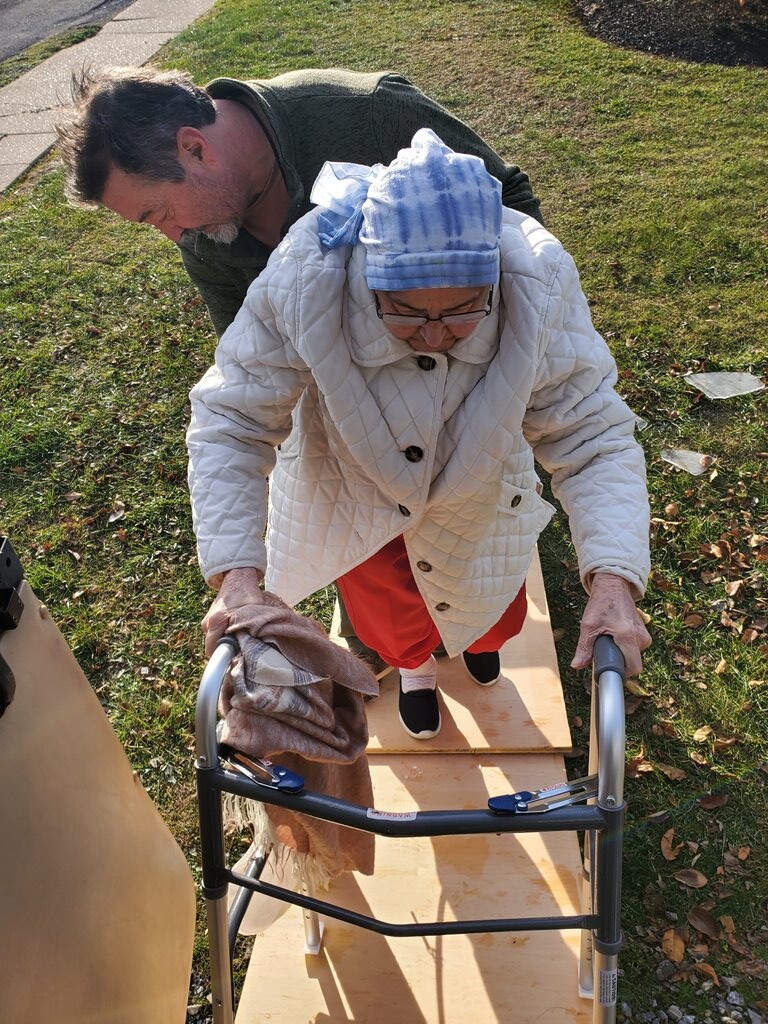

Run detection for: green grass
[[0, 26, 101, 88], [1, 0, 767, 1016]]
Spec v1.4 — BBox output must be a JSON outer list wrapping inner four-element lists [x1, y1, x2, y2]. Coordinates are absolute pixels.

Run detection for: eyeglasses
[[374, 287, 493, 328]]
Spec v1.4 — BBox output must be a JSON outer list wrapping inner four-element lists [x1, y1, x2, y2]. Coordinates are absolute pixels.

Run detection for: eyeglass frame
[[374, 286, 494, 329]]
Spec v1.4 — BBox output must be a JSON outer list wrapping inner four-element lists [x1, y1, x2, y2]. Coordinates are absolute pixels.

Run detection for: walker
[[195, 552, 626, 1024]]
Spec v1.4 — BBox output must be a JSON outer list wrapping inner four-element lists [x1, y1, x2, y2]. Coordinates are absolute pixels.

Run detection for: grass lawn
[[1, 0, 766, 1017]]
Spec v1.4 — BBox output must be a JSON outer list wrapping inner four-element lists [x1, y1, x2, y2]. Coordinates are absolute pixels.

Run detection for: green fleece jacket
[[179, 68, 542, 338]]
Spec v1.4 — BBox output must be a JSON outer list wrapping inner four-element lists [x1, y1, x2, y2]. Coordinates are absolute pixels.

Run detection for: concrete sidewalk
[[0, 0, 218, 192]]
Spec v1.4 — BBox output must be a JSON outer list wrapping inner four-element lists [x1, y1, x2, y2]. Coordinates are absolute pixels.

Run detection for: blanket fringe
[[222, 793, 335, 894]]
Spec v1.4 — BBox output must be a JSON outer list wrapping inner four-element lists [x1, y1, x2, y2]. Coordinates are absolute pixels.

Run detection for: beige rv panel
[[0, 581, 196, 1024]]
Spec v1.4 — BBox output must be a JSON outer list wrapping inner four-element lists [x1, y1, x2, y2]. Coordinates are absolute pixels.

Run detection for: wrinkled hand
[[202, 567, 265, 656], [571, 573, 651, 677]]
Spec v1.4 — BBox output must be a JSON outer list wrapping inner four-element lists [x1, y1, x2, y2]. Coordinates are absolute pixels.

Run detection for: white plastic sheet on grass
[[683, 371, 765, 400], [660, 449, 715, 476]]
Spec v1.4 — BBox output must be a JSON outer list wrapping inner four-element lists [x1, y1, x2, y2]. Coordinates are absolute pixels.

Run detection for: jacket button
[[416, 560, 432, 572], [403, 445, 424, 463], [398, 504, 410, 517], [416, 355, 436, 371], [510, 494, 522, 508], [435, 602, 451, 612]]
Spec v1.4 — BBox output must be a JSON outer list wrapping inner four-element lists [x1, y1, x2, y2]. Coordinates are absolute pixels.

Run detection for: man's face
[[101, 162, 247, 245]]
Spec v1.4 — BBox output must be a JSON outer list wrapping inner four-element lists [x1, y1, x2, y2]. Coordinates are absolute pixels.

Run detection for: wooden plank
[[235, 753, 590, 1024], [332, 551, 572, 754]]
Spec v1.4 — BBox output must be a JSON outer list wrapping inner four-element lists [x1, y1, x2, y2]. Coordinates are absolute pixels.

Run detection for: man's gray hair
[[56, 65, 217, 207]]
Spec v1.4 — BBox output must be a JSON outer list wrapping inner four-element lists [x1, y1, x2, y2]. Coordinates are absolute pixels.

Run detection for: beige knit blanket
[[219, 593, 379, 886]]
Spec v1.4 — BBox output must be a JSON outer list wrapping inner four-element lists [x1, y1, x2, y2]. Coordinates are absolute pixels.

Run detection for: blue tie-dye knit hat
[[310, 128, 502, 290], [361, 128, 502, 290]]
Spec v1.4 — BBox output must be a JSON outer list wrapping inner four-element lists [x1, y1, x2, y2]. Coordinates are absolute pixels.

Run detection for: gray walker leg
[[579, 637, 626, 1024]]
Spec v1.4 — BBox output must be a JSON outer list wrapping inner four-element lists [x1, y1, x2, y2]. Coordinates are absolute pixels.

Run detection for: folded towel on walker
[[220, 593, 379, 888]]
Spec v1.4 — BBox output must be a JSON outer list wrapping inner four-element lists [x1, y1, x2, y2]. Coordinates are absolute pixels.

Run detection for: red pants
[[336, 535, 527, 669]]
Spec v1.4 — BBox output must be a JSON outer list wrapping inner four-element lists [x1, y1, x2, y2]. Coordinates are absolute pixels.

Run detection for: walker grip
[[592, 635, 625, 682]]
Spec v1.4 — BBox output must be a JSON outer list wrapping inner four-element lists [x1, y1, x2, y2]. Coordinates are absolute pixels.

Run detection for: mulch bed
[[574, 0, 768, 66]]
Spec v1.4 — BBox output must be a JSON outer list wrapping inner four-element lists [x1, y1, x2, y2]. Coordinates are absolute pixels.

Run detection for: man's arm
[[372, 74, 543, 224]]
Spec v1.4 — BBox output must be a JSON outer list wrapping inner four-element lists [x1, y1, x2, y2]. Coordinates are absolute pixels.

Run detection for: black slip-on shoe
[[398, 680, 441, 739], [462, 650, 501, 686]]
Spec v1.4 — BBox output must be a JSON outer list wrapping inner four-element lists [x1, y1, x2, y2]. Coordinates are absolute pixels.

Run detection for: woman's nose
[[419, 319, 449, 346]]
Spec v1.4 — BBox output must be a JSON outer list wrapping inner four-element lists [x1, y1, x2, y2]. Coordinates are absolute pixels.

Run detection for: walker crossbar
[[196, 633, 627, 1024]]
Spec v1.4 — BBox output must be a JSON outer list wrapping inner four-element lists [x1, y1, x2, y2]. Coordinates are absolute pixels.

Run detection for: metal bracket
[[220, 747, 305, 793], [488, 775, 598, 815]]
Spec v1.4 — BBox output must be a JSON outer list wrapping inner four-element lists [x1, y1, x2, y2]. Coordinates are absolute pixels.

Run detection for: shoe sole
[[398, 711, 441, 740]]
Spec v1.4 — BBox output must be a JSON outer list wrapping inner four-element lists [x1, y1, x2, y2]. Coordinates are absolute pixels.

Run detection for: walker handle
[[592, 635, 625, 682]]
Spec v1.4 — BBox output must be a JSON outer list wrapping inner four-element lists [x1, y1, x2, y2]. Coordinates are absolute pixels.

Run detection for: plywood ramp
[[235, 754, 589, 1024]]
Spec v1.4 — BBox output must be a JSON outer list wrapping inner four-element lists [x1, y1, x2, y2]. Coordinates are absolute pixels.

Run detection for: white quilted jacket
[[187, 208, 650, 656]]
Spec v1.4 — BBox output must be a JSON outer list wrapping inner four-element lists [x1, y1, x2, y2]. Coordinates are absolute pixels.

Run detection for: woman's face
[[375, 286, 492, 353]]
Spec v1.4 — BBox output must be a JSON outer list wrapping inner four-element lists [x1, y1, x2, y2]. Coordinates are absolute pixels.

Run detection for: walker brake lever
[[221, 747, 305, 793], [488, 774, 598, 814]]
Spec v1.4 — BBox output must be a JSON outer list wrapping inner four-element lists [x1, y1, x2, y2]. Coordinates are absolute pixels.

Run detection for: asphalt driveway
[[0, 0, 136, 61]]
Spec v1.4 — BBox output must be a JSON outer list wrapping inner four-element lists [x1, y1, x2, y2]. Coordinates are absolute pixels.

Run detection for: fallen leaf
[[713, 736, 738, 752], [653, 721, 677, 739], [684, 613, 705, 628], [657, 763, 687, 781], [108, 500, 126, 523], [735, 959, 767, 978], [627, 753, 654, 778], [737, 846, 751, 861], [691, 961, 721, 986], [725, 580, 743, 598], [625, 679, 651, 696], [689, 750, 709, 766], [693, 725, 714, 743], [725, 933, 752, 957], [624, 695, 644, 715], [661, 828, 684, 861], [720, 914, 735, 934], [698, 792, 729, 810], [64, 491, 83, 502], [714, 658, 728, 674], [662, 927, 687, 964], [687, 906, 721, 941], [674, 868, 708, 889]]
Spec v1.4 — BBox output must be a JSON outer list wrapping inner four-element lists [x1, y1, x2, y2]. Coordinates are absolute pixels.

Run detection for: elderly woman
[[187, 129, 651, 740]]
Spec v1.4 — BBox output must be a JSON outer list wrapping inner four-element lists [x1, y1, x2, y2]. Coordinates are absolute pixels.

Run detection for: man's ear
[[176, 126, 214, 167]]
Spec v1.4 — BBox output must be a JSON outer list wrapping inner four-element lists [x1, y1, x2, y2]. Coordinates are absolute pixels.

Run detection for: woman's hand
[[571, 573, 651, 677], [202, 567, 265, 656]]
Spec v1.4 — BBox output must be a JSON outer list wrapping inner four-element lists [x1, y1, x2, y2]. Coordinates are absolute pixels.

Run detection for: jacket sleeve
[[522, 249, 650, 597], [186, 253, 311, 585], [372, 74, 544, 225]]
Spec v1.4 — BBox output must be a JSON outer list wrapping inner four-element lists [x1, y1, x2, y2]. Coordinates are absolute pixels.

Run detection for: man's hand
[[202, 567, 265, 656], [571, 572, 651, 677]]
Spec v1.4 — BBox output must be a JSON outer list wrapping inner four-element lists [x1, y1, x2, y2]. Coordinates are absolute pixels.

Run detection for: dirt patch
[[574, 0, 768, 66]]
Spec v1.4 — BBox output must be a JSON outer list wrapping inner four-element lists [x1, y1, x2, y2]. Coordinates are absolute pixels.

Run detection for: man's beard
[[201, 222, 241, 245]]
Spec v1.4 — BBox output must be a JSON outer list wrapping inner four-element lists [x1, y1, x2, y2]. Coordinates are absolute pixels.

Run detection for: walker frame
[[195, 634, 626, 1024]]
